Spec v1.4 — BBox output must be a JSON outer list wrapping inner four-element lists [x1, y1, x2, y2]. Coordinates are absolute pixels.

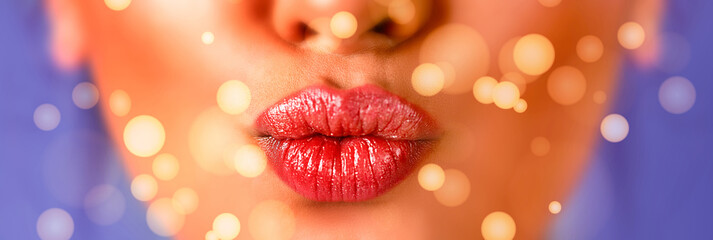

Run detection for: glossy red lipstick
[[255, 85, 439, 202]]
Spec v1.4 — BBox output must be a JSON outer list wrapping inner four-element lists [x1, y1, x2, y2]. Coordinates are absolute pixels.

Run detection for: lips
[[254, 85, 439, 202]]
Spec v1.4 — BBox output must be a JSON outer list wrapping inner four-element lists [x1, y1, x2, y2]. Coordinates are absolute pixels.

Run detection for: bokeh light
[[205, 231, 219, 240], [131, 174, 158, 202], [434, 169, 471, 207], [513, 99, 527, 113], [34, 104, 61, 131], [330, 11, 358, 39], [549, 201, 562, 214], [601, 114, 629, 143], [492, 81, 520, 109], [418, 163, 445, 191], [109, 90, 131, 117], [473, 76, 498, 104], [547, 66, 587, 105], [213, 213, 241, 240], [481, 211, 516, 240], [249, 200, 296, 240], [420, 24, 490, 94], [146, 198, 185, 237], [172, 187, 199, 215], [538, 0, 562, 8], [513, 34, 555, 76], [411, 63, 445, 96], [498, 36, 537, 83], [104, 0, 131, 11], [84, 184, 125, 226], [530, 137, 550, 157], [72, 82, 99, 109], [123, 115, 166, 157], [36, 208, 74, 240], [576, 35, 604, 63], [388, 0, 416, 25], [189, 107, 244, 175], [618, 21, 646, 50], [593, 90, 607, 104], [658, 76, 696, 114], [233, 144, 267, 178], [216, 80, 251, 115], [201, 32, 215, 45], [152, 153, 179, 181]]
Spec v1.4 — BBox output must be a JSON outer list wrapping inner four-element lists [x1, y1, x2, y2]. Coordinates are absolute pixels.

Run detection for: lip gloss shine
[[255, 85, 440, 202]]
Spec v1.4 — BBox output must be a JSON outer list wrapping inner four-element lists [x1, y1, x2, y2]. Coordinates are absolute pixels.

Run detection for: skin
[[48, 0, 661, 239]]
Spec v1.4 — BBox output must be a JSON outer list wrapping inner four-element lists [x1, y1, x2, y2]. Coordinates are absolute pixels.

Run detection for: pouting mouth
[[253, 85, 441, 202]]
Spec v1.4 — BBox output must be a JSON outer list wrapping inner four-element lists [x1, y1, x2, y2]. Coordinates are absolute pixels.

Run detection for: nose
[[271, 0, 431, 54]]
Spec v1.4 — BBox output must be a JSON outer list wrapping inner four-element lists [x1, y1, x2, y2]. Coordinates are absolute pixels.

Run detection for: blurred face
[[49, 0, 654, 239]]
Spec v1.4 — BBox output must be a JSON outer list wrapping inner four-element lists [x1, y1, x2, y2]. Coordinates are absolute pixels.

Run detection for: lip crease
[[254, 85, 440, 202]]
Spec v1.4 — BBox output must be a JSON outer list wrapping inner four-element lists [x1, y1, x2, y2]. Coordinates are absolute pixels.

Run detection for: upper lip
[[255, 85, 441, 141]]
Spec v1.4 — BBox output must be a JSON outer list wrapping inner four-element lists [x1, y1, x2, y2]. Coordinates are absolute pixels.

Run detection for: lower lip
[[258, 135, 433, 202]]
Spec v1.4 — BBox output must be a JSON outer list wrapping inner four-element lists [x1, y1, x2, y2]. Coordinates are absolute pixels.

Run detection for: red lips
[[255, 85, 439, 202]]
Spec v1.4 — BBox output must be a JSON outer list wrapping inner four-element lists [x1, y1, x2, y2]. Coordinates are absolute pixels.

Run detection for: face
[[49, 0, 657, 239]]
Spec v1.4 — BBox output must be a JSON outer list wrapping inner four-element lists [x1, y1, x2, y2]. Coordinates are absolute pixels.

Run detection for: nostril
[[297, 23, 309, 41], [302, 22, 318, 40], [372, 19, 393, 36], [284, 22, 322, 43], [279, 21, 311, 43]]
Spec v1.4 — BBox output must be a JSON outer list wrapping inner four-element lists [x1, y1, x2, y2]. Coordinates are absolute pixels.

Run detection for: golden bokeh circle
[[618, 21, 646, 50], [513, 34, 555, 76], [152, 153, 179, 181], [576, 35, 604, 63], [530, 137, 550, 157], [330, 11, 358, 39], [547, 66, 587, 106], [109, 90, 131, 117], [123, 115, 165, 157], [411, 63, 445, 96], [473, 76, 498, 104], [418, 163, 446, 191], [233, 144, 268, 178], [212, 213, 241, 240], [104, 0, 131, 11], [131, 174, 158, 202], [434, 169, 471, 207], [146, 198, 185, 237], [549, 201, 562, 214], [481, 211, 516, 240], [216, 80, 251, 115], [492, 81, 521, 109]]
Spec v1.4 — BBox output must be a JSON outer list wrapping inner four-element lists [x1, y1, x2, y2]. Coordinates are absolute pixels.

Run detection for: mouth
[[254, 85, 440, 202]]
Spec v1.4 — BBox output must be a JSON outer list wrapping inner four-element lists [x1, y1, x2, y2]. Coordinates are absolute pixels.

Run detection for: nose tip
[[272, 0, 430, 54]]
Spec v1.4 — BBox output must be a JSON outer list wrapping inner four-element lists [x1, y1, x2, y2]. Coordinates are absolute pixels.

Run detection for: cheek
[[411, 0, 624, 237], [83, 0, 280, 143]]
